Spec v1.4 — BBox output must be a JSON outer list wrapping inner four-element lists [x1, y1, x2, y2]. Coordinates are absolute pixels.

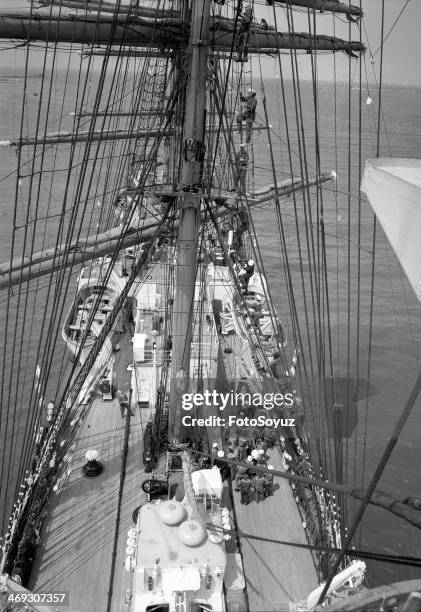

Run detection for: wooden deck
[[30, 330, 146, 612], [232, 447, 318, 611]]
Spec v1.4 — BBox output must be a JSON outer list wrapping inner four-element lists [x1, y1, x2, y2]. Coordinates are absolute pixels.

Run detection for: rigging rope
[[317, 3, 407, 601], [9, 0, 132, 511], [270, 3, 329, 480], [3, 0, 175, 532], [207, 523, 421, 568]]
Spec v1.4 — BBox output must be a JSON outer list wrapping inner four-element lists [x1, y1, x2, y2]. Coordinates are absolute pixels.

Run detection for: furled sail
[[361, 158, 421, 301], [0, 8, 365, 55], [40, 0, 363, 19]]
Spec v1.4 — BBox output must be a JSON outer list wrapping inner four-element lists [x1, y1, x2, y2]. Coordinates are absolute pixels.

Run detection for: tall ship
[[0, 1, 420, 611]]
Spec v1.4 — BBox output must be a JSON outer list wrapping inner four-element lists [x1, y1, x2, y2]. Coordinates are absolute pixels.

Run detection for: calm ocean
[[0, 68, 420, 589]]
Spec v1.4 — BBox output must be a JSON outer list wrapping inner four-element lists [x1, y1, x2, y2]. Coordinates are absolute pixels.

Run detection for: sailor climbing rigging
[[235, 4, 254, 62], [236, 89, 257, 143], [235, 143, 249, 194], [237, 259, 254, 292]]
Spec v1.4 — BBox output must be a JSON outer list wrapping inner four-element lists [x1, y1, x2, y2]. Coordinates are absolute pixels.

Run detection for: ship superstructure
[[132, 480, 227, 612]]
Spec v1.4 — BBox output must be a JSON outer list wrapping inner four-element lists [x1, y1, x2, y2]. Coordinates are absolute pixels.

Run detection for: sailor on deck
[[264, 465, 274, 497], [235, 464, 249, 490], [226, 447, 236, 479], [237, 436, 247, 462], [254, 474, 265, 503], [239, 475, 252, 505], [236, 89, 257, 143], [117, 389, 130, 418], [256, 449, 266, 466]]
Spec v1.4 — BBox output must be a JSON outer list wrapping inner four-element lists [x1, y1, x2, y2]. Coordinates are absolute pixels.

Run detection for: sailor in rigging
[[248, 295, 264, 328], [242, 259, 255, 292], [235, 143, 249, 194], [235, 4, 254, 62], [234, 207, 249, 260], [269, 348, 283, 378], [236, 89, 257, 143], [238, 266, 247, 291]]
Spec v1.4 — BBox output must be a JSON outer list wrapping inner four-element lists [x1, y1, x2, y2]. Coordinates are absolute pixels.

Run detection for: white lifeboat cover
[[191, 466, 223, 497], [361, 158, 421, 300]]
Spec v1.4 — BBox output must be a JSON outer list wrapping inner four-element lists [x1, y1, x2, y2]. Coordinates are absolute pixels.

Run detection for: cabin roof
[[136, 503, 226, 569]]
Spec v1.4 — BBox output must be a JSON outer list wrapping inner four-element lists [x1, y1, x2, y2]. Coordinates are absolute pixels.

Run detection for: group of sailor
[[235, 458, 275, 505], [213, 437, 276, 505], [211, 5, 260, 190]]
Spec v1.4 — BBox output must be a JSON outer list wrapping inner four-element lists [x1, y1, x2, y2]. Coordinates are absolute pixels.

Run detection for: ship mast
[[169, 0, 211, 442]]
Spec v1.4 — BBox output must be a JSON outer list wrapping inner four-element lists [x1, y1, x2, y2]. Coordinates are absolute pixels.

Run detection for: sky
[[0, 0, 419, 87], [252, 0, 421, 86]]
